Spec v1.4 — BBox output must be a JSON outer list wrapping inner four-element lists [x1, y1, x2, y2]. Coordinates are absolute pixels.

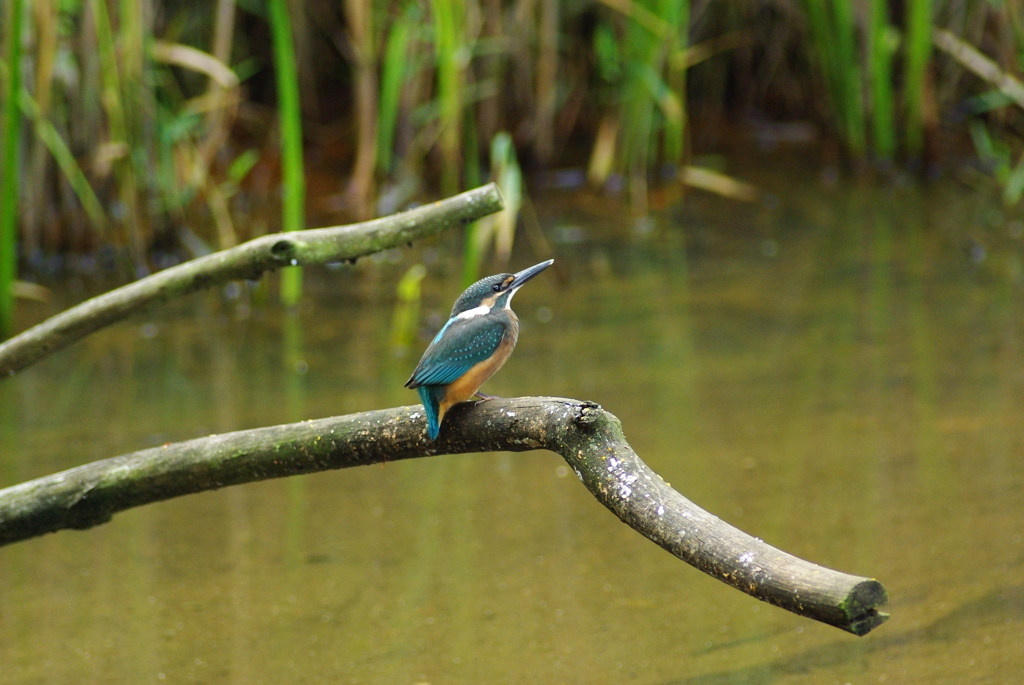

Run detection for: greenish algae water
[[2, 162, 1023, 683]]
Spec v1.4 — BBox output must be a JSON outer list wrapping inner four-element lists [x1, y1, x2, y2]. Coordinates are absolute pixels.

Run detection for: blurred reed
[[867, 0, 896, 161], [268, 0, 305, 306], [795, 0, 1020, 167], [389, 263, 427, 353], [1, 0, 25, 337], [462, 131, 522, 286], [902, 0, 933, 157], [0, 0, 1020, 290], [803, 0, 867, 157]]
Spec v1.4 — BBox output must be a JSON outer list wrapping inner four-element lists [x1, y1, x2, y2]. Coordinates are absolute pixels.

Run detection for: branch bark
[[0, 183, 505, 376], [0, 396, 889, 636]]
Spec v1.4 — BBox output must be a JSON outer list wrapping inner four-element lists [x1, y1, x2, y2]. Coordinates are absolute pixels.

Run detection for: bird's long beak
[[510, 259, 554, 291]]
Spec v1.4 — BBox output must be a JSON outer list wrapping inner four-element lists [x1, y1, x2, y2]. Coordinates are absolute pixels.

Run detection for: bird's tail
[[417, 385, 446, 439]]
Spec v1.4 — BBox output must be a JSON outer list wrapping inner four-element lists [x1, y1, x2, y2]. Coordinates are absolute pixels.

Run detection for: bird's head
[[450, 259, 554, 317]]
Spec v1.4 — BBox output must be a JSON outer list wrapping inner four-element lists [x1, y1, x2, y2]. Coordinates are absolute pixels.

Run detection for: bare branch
[[0, 396, 889, 636], [0, 183, 505, 376]]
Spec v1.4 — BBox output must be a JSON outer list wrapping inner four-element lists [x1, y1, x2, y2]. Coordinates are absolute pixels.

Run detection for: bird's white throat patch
[[455, 304, 491, 321], [430, 304, 491, 345]]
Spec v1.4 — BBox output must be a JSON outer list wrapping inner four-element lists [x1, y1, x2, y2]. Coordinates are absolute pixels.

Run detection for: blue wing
[[405, 315, 508, 389]]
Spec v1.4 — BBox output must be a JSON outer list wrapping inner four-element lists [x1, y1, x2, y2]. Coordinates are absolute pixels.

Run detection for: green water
[[2, 166, 1023, 683]]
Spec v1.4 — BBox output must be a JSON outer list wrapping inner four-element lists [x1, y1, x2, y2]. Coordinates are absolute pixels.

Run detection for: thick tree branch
[[0, 397, 889, 636], [0, 183, 504, 376]]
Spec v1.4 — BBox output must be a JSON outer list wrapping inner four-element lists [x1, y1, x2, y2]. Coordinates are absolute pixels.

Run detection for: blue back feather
[[407, 317, 506, 388], [408, 260, 551, 440], [408, 317, 508, 439]]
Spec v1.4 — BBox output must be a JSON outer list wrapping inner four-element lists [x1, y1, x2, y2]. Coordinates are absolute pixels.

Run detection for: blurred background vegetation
[[1, 0, 1023, 333]]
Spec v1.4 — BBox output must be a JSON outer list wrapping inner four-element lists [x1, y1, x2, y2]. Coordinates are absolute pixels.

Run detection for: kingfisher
[[406, 259, 554, 439]]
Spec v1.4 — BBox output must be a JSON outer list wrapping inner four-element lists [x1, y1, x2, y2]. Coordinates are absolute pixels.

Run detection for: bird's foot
[[474, 391, 498, 404]]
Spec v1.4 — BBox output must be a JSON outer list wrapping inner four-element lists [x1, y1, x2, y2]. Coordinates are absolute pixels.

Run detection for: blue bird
[[406, 259, 554, 439]]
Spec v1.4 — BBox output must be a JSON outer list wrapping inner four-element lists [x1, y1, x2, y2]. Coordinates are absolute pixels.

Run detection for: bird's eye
[[491, 283, 502, 292]]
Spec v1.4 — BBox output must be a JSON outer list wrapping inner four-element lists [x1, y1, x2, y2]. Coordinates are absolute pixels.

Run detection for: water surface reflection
[[2, 171, 1022, 683]]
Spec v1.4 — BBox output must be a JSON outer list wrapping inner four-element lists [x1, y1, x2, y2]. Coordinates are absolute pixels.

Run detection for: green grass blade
[[662, 0, 689, 163], [967, 118, 998, 165], [801, 0, 866, 157], [489, 131, 521, 265], [460, 105, 483, 285], [1, 0, 26, 337], [803, 1, 837, 109], [390, 263, 427, 351], [378, 3, 418, 175], [92, 0, 146, 267], [868, 0, 896, 160], [903, 0, 933, 156], [606, 0, 690, 205], [269, 0, 306, 306], [430, 0, 465, 194], [1004, 152, 1024, 206], [832, 0, 865, 156], [17, 89, 108, 235]]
